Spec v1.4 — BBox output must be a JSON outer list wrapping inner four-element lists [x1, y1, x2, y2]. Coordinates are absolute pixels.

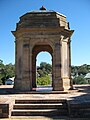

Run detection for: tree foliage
[[0, 58, 90, 85], [0, 59, 15, 85], [71, 64, 90, 76], [37, 62, 52, 77], [37, 75, 51, 86], [73, 76, 87, 84], [71, 64, 90, 84], [37, 62, 52, 86]]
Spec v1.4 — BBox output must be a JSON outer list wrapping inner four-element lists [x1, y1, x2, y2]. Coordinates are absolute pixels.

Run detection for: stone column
[[53, 40, 63, 91], [68, 39, 73, 89], [29, 44, 33, 90], [32, 54, 37, 89], [52, 55, 54, 89], [14, 38, 23, 90], [14, 40, 17, 89], [61, 36, 71, 90], [21, 39, 31, 91]]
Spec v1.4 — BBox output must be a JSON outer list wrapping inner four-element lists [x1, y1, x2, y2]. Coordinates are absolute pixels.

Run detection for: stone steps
[[11, 99, 68, 117], [12, 109, 67, 116], [13, 103, 66, 109], [15, 99, 67, 104]]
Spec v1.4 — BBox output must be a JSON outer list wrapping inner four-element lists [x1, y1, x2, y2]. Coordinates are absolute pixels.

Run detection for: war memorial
[[12, 6, 74, 91], [0, 7, 90, 119]]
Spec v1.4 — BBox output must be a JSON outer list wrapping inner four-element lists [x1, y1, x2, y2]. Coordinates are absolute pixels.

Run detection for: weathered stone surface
[[11, 99, 68, 116], [12, 9, 74, 91], [0, 104, 9, 118]]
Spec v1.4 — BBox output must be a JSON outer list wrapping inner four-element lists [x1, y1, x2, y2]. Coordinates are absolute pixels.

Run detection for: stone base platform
[[0, 85, 90, 119]]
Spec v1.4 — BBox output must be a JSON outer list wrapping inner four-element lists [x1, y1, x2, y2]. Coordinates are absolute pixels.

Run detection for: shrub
[[73, 76, 87, 84], [37, 75, 51, 86]]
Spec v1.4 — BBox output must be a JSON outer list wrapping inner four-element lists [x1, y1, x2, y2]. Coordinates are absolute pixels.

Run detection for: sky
[[0, 0, 90, 66]]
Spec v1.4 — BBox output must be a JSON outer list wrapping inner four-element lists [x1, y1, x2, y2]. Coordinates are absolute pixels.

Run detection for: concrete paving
[[0, 85, 90, 103], [0, 84, 90, 119]]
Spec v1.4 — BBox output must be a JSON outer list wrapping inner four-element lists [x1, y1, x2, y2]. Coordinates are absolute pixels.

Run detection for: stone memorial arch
[[12, 6, 74, 91]]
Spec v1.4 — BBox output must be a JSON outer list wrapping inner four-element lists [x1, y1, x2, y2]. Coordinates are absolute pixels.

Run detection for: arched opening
[[36, 52, 52, 91], [32, 45, 53, 91], [36, 52, 52, 66]]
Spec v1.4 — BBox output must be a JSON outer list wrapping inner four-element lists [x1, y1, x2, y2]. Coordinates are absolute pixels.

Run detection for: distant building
[[84, 73, 90, 84], [5, 77, 15, 85]]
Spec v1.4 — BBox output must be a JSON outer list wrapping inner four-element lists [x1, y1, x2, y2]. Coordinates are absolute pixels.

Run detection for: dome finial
[[40, 6, 46, 10]]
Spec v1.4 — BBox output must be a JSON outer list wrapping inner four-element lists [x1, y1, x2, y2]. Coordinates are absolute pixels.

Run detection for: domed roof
[[12, 7, 74, 38], [15, 7, 68, 30]]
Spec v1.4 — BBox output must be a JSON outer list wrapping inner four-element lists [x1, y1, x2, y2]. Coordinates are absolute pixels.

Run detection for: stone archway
[[12, 7, 74, 91], [32, 45, 53, 89]]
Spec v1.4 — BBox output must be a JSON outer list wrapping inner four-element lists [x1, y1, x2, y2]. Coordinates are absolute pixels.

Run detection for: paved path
[[0, 84, 90, 120], [0, 85, 90, 103]]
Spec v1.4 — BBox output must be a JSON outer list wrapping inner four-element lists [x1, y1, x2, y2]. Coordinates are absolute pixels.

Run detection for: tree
[[71, 66, 79, 76], [73, 76, 87, 84], [37, 62, 52, 77], [37, 75, 51, 86], [37, 62, 52, 86], [37, 69, 46, 77], [71, 64, 89, 77], [46, 63, 52, 74], [78, 65, 88, 75], [0, 59, 15, 85], [0, 59, 5, 84], [40, 62, 47, 69], [5, 63, 15, 78]]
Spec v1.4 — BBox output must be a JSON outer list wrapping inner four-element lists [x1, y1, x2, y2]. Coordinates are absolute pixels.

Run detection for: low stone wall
[[0, 98, 15, 118], [67, 100, 90, 118], [0, 104, 9, 118]]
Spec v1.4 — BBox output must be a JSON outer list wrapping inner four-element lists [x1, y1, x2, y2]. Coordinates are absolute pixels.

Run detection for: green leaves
[[37, 75, 51, 86], [37, 62, 52, 86], [0, 59, 15, 85], [71, 64, 90, 85], [73, 76, 87, 84], [37, 62, 52, 77]]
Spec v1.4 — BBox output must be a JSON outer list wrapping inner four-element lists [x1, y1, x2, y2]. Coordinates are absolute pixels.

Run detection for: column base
[[53, 87, 64, 91], [62, 77, 73, 90], [14, 78, 32, 91], [53, 79, 64, 91]]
